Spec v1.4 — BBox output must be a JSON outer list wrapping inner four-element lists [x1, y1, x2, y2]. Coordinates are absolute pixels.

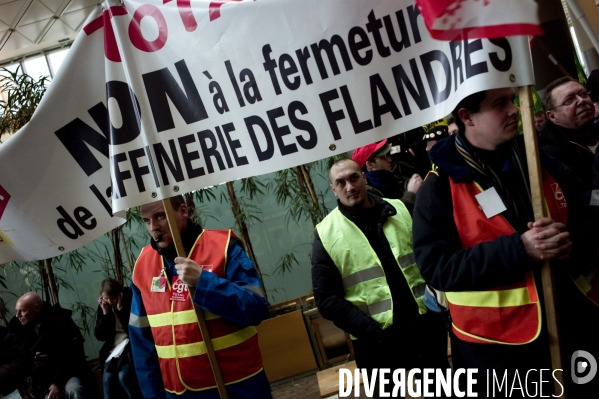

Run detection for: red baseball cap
[[352, 139, 391, 168]]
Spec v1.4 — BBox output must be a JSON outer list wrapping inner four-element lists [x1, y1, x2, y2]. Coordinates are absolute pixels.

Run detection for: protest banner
[[416, 0, 543, 40], [0, 21, 124, 263], [0, 0, 534, 264]]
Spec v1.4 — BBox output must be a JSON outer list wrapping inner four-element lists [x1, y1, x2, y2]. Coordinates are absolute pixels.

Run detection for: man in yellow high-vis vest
[[311, 159, 449, 398], [413, 87, 599, 397]]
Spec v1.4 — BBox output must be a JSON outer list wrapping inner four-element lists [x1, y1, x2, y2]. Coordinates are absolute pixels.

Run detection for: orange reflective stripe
[[447, 177, 542, 345], [133, 230, 263, 392]]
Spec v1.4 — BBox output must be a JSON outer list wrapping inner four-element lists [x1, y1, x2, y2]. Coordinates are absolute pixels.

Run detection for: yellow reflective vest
[[316, 199, 427, 338]]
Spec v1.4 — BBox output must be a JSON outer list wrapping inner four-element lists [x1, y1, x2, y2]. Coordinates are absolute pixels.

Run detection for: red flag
[[0, 185, 10, 222], [416, 0, 542, 40]]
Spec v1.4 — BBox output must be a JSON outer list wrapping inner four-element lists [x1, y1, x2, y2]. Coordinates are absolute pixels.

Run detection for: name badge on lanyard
[[150, 272, 166, 293], [475, 186, 507, 219]]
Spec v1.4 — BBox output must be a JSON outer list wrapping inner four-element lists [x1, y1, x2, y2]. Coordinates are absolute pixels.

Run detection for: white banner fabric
[[417, 0, 542, 40], [0, 9, 125, 263], [0, 0, 534, 263]]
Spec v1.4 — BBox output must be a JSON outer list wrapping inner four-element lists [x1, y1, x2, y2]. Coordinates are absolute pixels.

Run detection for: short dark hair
[[100, 278, 123, 298], [361, 153, 381, 172], [169, 195, 186, 210], [542, 76, 576, 111], [452, 91, 487, 133], [364, 154, 379, 171], [329, 159, 360, 183]]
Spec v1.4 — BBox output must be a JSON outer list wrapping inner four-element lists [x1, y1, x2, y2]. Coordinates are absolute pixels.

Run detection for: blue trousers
[[103, 361, 142, 399]]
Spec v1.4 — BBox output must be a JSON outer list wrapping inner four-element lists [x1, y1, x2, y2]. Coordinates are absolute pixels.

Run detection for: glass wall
[[1, 46, 71, 82], [1, 46, 70, 140]]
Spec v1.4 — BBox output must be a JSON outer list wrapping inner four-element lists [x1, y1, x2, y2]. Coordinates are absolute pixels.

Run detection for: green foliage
[[193, 186, 218, 203], [50, 265, 73, 292], [71, 301, 95, 336], [266, 286, 286, 305], [269, 169, 322, 227], [121, 232, 144, 266], [2, 261, 64, 294], [275, 250, 299, 276], [222, 181, 263, 228], [0, 66, 49, 140], [187, 187, 221, 227], [239, 176, 266, 200], [267, 156, 343, 228], [191, 203, 220, 227], [125, 207, 142, 228], [265, 156, 344, 276], [86, 240, 124, 278], [228, 195, 263, 227], [0, 274, 16, 325], [0, 296, 10, 325], [273, 245, 311, 276], [54, 249, 87, 273]]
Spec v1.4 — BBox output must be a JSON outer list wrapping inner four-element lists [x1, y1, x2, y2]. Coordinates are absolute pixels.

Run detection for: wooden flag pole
[[518, 86, 565, 397], [162, 198, 229, 399]]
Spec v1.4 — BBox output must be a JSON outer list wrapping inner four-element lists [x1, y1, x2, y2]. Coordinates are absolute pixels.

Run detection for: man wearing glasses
[[540, 76, 598, 188]]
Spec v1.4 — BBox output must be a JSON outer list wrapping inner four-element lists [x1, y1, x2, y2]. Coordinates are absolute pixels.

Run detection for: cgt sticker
[[170, 276, 189, 302], [551, 183, 567, 209]]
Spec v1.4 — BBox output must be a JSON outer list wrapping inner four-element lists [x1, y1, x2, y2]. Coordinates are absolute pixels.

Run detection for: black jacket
[[0, 326, 30, 395], [539, 120, 597, 188], [311, 195, 447, 370], [312, 195, 425, 340], [414, 129, 599, 396], [8, 303, 91, 395], [414, 132, 595, 292], [94, 288, 134, 368], [365, 169, 417, 208]]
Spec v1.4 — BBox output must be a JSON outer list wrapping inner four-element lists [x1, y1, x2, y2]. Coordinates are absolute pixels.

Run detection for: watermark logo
[[339, 368, 477, 398], [571, 350, 597, 385]]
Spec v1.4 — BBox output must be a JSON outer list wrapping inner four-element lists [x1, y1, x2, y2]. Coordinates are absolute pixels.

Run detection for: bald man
[[311, 159, 449, 398], [14, 293, 42, 327], [8, 293, 93, 399]]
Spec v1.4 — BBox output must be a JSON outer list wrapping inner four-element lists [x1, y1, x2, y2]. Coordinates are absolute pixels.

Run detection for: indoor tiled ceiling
[[0, 0, 101, 63]]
